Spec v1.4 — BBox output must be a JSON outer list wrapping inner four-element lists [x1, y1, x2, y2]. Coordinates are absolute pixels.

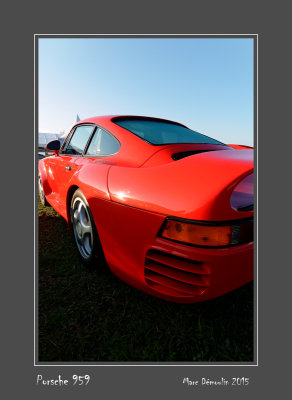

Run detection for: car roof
[[73, 115, 189, 148], [69, 115, 228, 168], [72, 115, 167, 167], [75, 115, 187, 128]]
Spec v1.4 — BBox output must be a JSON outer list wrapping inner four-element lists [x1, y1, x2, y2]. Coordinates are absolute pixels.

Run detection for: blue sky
[[38, 38, 254, 145]]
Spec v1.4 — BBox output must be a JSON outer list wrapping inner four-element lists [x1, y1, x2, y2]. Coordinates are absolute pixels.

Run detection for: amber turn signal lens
[[161, 220, 233, 247]]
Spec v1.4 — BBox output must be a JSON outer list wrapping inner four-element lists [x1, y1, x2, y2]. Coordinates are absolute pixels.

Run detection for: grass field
[[38, 199, 254, 362]]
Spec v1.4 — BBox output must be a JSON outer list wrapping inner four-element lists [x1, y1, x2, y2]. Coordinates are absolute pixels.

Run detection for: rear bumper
[[141, 237, 253, 303], [91, 198, 254, 304]]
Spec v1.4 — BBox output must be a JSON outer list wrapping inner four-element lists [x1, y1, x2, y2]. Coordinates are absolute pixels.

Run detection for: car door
[[49, 124, 95, 210], [73, 125, 121, 180]]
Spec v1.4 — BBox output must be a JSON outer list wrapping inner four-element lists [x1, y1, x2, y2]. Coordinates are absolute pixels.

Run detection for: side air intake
[[144, 249, 211, 297]]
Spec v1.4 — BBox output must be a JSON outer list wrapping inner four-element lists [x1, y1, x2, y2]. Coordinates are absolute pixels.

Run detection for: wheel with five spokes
[[70, 188, 104, 266]]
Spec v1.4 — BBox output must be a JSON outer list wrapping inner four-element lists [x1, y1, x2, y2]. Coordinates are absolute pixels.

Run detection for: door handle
[[64, 166, 71, 171]]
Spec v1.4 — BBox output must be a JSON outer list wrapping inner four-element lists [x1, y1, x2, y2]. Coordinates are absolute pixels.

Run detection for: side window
[[64, 125, 94, 155], [86, 128, 120, 156]]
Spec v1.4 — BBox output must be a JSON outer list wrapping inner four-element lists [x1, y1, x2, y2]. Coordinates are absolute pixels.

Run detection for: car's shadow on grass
[[38, 201, 253, 362]]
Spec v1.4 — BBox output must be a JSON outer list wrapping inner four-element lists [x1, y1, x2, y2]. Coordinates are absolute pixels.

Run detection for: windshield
[[113, 117, 227, 146]]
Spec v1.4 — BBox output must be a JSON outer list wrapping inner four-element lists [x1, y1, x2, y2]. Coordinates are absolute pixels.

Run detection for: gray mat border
[[4, 0, 289, 394]]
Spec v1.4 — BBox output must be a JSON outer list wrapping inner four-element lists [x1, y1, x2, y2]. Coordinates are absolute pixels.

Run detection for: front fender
[[38, 158, 51, 196]]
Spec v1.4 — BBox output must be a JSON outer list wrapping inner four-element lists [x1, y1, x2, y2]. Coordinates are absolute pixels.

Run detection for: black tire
[[38, 175, 50, 206], [70, 188, 105, 266]]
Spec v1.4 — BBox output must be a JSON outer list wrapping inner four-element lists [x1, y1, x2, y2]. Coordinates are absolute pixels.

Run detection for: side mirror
[[46, 140, 61, 156]]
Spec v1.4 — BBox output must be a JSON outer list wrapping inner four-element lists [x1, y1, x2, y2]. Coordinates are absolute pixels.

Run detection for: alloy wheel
[[71, 196, 93, 260]]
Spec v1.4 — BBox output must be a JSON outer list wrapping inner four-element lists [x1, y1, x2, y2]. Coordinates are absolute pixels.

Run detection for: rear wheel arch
[[66, 185, 80, 230]]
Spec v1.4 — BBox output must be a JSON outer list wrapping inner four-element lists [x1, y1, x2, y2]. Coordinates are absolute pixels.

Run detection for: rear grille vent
[[144, 249, 211, 297]]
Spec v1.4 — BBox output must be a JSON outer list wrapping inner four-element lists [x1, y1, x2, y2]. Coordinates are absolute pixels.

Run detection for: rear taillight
[[160, 218, 253, 248]]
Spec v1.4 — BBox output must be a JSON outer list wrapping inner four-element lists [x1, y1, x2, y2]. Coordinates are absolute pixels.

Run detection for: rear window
[[113, 117, 226, 146]]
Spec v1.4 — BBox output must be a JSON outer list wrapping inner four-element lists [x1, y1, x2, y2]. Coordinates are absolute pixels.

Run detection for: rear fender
[[108, 149, 254, 221]]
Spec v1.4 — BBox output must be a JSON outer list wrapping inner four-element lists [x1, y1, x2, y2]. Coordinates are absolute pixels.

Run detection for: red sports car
[[38, 115, 254, 303]]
